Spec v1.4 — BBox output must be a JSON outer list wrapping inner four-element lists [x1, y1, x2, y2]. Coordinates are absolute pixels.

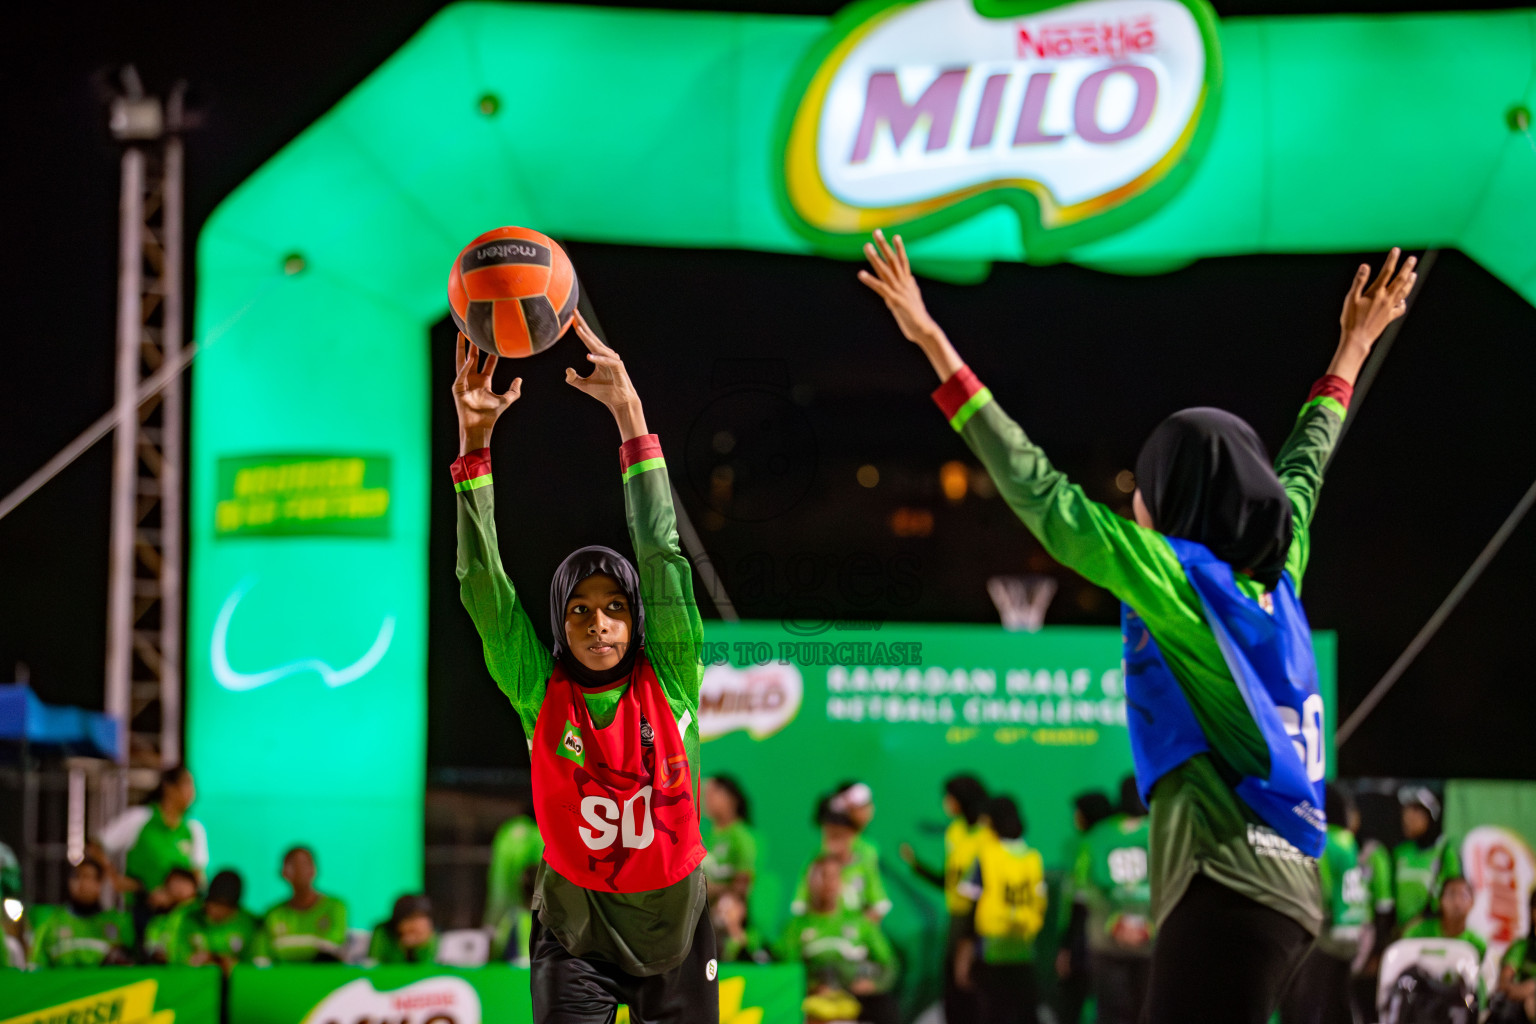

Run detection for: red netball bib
[[531, 659, 705, 893]]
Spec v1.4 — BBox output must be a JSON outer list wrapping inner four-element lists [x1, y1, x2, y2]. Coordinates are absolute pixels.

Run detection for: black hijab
[[1134, 408, 1293, 590], [1074, 791, 1114, 831], [548, 545, 644, 688]]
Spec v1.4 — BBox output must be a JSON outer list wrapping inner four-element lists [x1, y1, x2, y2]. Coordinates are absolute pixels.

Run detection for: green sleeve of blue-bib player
[[621, 434, 704, 714], [1273, 376, 1351, 592], [931, 367, 1271, 780], [452, 449, 554, 739]]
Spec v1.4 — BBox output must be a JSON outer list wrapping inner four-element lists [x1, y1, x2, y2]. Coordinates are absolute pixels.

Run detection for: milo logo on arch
[[780, 0, 1221, 260]]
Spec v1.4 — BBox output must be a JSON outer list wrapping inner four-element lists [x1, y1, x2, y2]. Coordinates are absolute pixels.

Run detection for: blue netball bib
[[1123, 537, 1327, 858]]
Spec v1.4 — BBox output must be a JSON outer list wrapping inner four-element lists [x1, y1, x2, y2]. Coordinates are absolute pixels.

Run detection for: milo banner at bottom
[[227, 964, 804, 1024], [0, 968, 221, 1024]]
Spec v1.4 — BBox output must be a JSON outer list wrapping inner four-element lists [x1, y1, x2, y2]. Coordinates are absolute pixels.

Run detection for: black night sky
[[4, 0, 1534, 782]]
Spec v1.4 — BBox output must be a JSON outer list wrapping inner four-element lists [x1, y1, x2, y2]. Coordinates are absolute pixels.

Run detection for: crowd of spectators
[[5, 767, 1535, 1024], [0, 766, 436, 973]]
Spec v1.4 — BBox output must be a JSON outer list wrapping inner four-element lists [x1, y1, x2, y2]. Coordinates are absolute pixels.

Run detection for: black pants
[[857, 992, 902, 1024], [1092, 952, 1151, 1024], [1350, 971, 1378, 1024], [1059, 967, 1091, 1024], [945, 915, 982, 1024], [975, 960, 1040, 1024], [530, 904, 718, 1024], [1146, 875, 1313, 1024], [1278, 947, 1355, 1024]]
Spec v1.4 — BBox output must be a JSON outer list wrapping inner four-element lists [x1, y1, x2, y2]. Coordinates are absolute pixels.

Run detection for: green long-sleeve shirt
[[1393, 834, 1462, 925], [251, 894, 348, 963], [933, 366, 1350, 934], [485, 815, 544, 927], [27, 904, 133, 967], [453, 434, 708, 975], [782, 906, 898, 993]]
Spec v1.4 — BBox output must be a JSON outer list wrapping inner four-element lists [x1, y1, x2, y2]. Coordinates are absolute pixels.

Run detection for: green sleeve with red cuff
[[930, 366, 1350, 781], [620, 434, 704, 716], [1275, 375, 1352, 593], [453, 449, 553, 739]]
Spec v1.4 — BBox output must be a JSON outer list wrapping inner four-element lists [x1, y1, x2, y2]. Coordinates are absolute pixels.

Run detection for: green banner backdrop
[[190, 0, 1529, 921], [0, 968, 221, 1024], [226, 963, 804, 1024]]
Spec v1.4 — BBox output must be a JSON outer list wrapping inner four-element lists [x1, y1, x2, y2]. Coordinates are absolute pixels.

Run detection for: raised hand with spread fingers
[[452, 332, 522, 455], [565, 311, 649, 441]]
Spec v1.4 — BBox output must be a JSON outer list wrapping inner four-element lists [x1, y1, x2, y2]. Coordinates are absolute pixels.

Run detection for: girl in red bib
[[450, 315, 716, 1023]]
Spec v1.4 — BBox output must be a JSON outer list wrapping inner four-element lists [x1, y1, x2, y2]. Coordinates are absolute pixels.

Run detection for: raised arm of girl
[[451, 333, 552, 734], [565, 314, 705, 716]]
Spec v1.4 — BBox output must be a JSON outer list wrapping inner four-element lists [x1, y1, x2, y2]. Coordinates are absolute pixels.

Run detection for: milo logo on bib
[[779, 0, 1221, 260]]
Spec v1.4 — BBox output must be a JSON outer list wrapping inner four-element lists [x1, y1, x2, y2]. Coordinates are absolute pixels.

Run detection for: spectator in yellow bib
[[900, 773, 989, 1024], [959, 796, 1047, 1024]]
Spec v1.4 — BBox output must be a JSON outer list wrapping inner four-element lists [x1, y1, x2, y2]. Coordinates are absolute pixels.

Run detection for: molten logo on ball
[[779, 0, 1221, 260], [448, 226, 579, 358]]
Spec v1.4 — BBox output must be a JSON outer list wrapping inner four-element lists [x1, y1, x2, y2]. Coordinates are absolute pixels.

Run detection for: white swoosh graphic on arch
[[212, 579, 395, 691]]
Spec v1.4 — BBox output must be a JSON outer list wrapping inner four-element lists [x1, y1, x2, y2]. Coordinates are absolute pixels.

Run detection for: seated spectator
[[167, 869, 259, 970], [1404, 875, 1487, 1005], [959, 796, 1047, 1024], [27, 859, 133, 967], [1491, 889, 1536, 1023], [142, 867, 199, 962], [703, 775, 758, 903], [783, 854, 898, 1024], [713, 890, 769, 965], [369, 895, 439, 964], [791, 801, 890, 921], [252, 846, 347, 964], [1403, 876, 1487, 957]]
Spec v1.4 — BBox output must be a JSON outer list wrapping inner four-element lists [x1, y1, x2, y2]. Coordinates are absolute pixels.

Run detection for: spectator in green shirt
[[703, 775, 758, 903], [1055, 789, 1115, 1024], [712, 890, 769, 965], [369, 894, 439, 965], [490, 866, 537, 966], [484, 809, 543, 930], [1393, 786, 1461, 927], [1492, 889, 1536, 1024], [167, 869, 259, 970], [1403, 876, 1488, 1005], [252, 846, 348, 964], [27, 858, 133, 967], [142, 867, 199, 962], [792, 803, 891, 922], [100, 766, 208, 917], [784, 855, 898, 1024]]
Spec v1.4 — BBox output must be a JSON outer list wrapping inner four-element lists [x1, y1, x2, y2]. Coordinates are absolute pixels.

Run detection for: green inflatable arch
[[190, 0, 1536, 919]]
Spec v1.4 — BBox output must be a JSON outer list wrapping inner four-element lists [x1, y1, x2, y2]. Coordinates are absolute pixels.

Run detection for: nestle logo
[[779, 0, 1217, 260], [1017, 17, 1156, 60]]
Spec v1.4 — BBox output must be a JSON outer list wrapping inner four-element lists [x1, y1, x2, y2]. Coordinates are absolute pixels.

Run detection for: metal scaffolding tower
[[105, 69, 186, 776]]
